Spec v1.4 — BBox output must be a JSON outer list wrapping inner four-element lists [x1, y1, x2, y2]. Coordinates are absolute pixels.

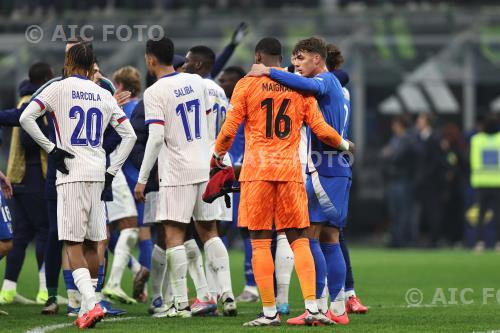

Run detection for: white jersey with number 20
[[34, 75, 128, 185]]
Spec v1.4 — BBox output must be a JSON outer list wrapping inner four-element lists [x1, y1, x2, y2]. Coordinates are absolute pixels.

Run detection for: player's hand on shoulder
[[50, 147, 75, 175], [114, 91, 131, 107], [246, 64, 270, 77], [134, 182, 146, 203]]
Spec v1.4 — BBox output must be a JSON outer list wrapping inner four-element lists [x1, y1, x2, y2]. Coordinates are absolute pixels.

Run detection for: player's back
[[34, 75, 120, 185], [232, 74, 313, 183], [203, 78, 229, 148], [144, 72, 210, 186], [308, 72, 351, 177]]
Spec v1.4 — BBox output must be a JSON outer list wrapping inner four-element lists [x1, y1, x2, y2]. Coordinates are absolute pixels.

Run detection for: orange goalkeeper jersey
[[214, 71, 343, 183]]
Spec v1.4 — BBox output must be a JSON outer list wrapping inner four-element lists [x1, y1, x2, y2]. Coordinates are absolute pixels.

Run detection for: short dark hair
[[222, 66, 246, 79], [255, 37, 281, 56], [29, 62, 54, 85], [146, 37, 174, 66], [326, 43, 344, 71], [189, 45, 215, 69], [64, 42, 94, 77], [292, 37, 327, 59]]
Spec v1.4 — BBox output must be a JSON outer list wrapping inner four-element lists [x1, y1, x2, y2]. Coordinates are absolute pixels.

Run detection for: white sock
[[91, 278, 101, 302], [263, 305, 277, 318], [305, 299, 319, 313], [72, 268, 97, 313], [166, 245, 189, 309], [205, 255, 218, 301], [275, 234, 293, 305], [1, 279, 16, 291], [204, 237, 234, 301], [129, 255, 141, 276], [39, 263, 47, 292], [163, 270, 173, 307], [329, 288, 346, 316], [243, 285, 259, 296], [151, 245, 167, 301], [317, 283, 328, 313], [67, 289, 81, 308], [184, 239, 210, 302], [107, 228, 138, 288], [345, 289, 356, 299]]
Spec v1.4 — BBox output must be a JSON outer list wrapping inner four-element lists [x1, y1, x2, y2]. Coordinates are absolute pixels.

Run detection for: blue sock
[[63, 270, 77, 290], [243, 237, 256, 287], [108, 230, 119, 254], [321, 243, 346, 301], [310, 239, 327, 299], [138, 239, 153, 270], [96, 265, 105, 293]]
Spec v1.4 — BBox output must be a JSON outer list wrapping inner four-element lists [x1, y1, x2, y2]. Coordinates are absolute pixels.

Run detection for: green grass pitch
[[1, 247, 499, 332]]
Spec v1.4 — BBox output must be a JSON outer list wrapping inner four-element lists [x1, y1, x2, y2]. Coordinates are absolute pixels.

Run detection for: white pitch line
[[25, 316, 136, 333]]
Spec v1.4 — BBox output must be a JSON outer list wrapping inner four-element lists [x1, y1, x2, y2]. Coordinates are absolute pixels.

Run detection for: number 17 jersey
[[143, 72, 211, 187]]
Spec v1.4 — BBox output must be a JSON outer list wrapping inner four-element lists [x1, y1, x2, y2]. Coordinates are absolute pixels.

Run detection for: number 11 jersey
[[143, 72, 211, 186], [34, 75, 128, 185]]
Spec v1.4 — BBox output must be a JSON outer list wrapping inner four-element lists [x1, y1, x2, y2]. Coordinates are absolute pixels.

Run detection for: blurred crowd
[[381, 112, 500, 249]]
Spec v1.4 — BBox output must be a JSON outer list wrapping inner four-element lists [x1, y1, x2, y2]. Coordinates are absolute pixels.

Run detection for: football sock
[[251, 239, 276, 315], [340, 232, 355, 292], [63, 269, 80, 308], [129, 256, 141, 276], [39, 263, 48, 293], [72, 268, 96, 313], [205, 255, 218, 301], [95, 265, 105, 302], [243, 237, 256, 287], [163, 270, 174, 307], [321, 242, 347, 315], [318, 284, 329, 313], [151, 245, 167, 301], [107, 228, 138, 288], [1, 279, 16, 292], [107, 230, 119, 254], [345, 289, 356, 299], [204, 237, 234, 301], [184, 239, 210, 302], [275, 234, 294, 305], [166, 245, 189, 309], [291, 238, 318, 313], [310, 238, 326, 299], [139, 239, 153, 270]]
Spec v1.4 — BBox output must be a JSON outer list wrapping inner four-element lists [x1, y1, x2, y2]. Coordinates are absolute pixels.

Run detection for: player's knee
[[0, 239, 13, 256], [319, 227, 340, 244], [119, 217, 138, 230]]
